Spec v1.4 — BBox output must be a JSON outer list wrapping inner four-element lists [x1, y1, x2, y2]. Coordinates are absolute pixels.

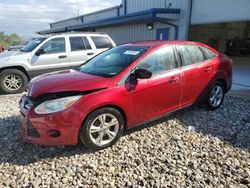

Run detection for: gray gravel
[[0, 94, 249, 187]]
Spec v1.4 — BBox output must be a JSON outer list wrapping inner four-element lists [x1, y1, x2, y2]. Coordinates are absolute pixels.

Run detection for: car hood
[[29, 69, 112, 98], [0, 50, 30, 63]]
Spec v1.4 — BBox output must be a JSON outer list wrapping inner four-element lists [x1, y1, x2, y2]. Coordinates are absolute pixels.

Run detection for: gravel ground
[[0, 94, 249, 188]]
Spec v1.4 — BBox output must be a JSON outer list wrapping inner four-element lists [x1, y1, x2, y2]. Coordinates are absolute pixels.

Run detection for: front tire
[[205, 81, 225, 110], [79, 108, 125, 150], [0, 69, 28, 94]]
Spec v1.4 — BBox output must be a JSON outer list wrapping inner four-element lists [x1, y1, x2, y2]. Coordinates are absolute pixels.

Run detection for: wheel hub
[[3, 74, 22, 91], [210, 85, 223, 107], [89, 114, 119, 146]]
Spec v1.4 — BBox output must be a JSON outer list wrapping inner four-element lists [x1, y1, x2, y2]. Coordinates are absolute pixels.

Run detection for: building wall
[[96, 22, 175, 45], [48, 0, 250, 43], [51, 6, 121, 29], [49, 0, 190, 40], [125, 0, 191, 39], [191, 0, 250, 25], [84, 9, 118, 22], [51, 18, 81, 29]]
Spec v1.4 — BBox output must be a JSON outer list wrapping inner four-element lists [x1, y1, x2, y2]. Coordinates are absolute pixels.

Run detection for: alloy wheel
[[209, 85, 224, 107], [3, 74, 22, 91], [89, 113, 119, 146]]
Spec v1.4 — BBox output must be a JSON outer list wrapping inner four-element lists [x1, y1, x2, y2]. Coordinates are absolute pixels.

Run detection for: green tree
[[0, 32, 24, 48]]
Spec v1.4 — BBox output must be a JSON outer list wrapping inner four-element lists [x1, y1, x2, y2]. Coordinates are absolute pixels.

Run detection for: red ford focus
[[19, 41, 232, 149]]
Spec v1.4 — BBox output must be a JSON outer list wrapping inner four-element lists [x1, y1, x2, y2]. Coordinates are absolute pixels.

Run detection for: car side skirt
[[127, 103, 193, 130]]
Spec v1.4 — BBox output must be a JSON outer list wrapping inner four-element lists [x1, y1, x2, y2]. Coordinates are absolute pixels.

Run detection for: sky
[[0, 0, 121, 39]]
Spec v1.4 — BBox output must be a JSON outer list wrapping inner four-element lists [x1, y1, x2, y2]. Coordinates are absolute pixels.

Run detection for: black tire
[[79, 107, 125, 150], [0, 69, 28, 94], [205, 81, 225, 110]]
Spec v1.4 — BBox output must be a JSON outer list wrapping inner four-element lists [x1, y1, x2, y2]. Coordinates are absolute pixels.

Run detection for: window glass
[[137, 46, 177, 76], [201, 47, 217, 59], [21, 37, 47, 52], [41, 37, 65, 54], [70, 37, 85, 51], [91, 36, 113, 49], [178, 45, 204, 66], [83, 37, 92, 50], [80, 46, 148, 77]]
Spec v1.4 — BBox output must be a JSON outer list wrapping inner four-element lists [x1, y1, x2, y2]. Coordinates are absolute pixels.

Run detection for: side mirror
[[35, 48, 45, 56], [134, 69, 152, 79]]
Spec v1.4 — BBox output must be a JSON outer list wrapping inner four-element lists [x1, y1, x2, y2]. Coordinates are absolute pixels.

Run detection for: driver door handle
[[58, 55, 67, 59], [87, 52, 94, 56], [168, 76, 179, 84], [204, 67, 212, 73]]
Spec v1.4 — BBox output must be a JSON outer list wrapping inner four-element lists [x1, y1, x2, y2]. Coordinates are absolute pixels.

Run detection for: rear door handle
[[87, 52, 94, 56], [58, 55, 67, 59], [204, 67, 212, 72], [168, 76, 179, 84]]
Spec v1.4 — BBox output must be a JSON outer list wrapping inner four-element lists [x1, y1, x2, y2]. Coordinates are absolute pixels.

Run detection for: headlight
[[34, 96, 81, 115]]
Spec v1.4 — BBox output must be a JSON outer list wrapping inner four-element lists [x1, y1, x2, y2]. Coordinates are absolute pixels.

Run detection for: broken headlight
[[34, 96, 81, 115]]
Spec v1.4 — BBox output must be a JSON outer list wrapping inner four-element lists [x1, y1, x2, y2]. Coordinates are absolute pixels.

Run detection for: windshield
[[79, 45, 148, 77], [21, 37, 47, 52]]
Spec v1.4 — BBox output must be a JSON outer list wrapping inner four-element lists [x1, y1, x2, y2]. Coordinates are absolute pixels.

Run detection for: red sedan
[[19, 41, 232, 149]]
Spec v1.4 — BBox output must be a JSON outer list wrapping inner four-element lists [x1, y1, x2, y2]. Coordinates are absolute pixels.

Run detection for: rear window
[[70, 37, 92, 51], [178, 45, 205, 66], [91, 36, 113, 49], [84, 37, 92, 50], [200, 47, 217, 60]]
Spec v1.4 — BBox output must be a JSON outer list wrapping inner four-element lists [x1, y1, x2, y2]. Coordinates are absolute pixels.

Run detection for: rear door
[[68, 36, 96, 68], [131, 45, 182, 124], [176, 45, 215, 106]]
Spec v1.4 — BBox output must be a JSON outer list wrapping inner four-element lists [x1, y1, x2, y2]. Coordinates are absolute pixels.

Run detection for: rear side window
[[70, 37, 92, 51], [137, 46, 177, 76], [200, 47, 217, 60], [91, 36, 113, 49], [178, 45, 205, 66], [83, 37, 92, 50]]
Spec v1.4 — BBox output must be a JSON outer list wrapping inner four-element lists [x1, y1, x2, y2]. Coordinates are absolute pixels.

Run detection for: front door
[[31, 37, 69, 76], [131, 45, 181, 125], [157, 28, 169, 40]]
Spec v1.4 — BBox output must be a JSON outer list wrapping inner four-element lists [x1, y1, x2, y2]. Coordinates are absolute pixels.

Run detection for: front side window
[[178, 45, 205, 66], [80, 45, 148, 77], [137, 46, 177, 76], [41, 37, 66, 54], [91, 36, 113, 49]]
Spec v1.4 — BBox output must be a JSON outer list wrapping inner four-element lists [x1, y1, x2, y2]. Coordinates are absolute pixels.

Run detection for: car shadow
[[0, 114, 91, 166], [0, 91, 25, 96], [0, 96, 249, 166]]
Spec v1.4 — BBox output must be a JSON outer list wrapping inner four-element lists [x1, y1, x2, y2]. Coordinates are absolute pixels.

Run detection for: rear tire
[[0, 69, 28, 94], [79, 108, 125, 150], [205, 81, 225, 110]]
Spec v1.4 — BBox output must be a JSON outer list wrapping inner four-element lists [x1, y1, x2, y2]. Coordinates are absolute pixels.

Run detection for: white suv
[[0, 32, 116, 94]]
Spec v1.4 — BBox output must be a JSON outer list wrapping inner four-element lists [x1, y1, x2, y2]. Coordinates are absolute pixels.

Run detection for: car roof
[[44, 32, 109, 37], [124, 40, 204, 48]]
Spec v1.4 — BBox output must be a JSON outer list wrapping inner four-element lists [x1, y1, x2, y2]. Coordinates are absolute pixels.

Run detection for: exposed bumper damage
[[19, 88, 106, 146]]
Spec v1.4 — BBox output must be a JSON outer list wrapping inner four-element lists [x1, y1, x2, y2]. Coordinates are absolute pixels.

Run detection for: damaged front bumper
[[19, 95, 83, 146]]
